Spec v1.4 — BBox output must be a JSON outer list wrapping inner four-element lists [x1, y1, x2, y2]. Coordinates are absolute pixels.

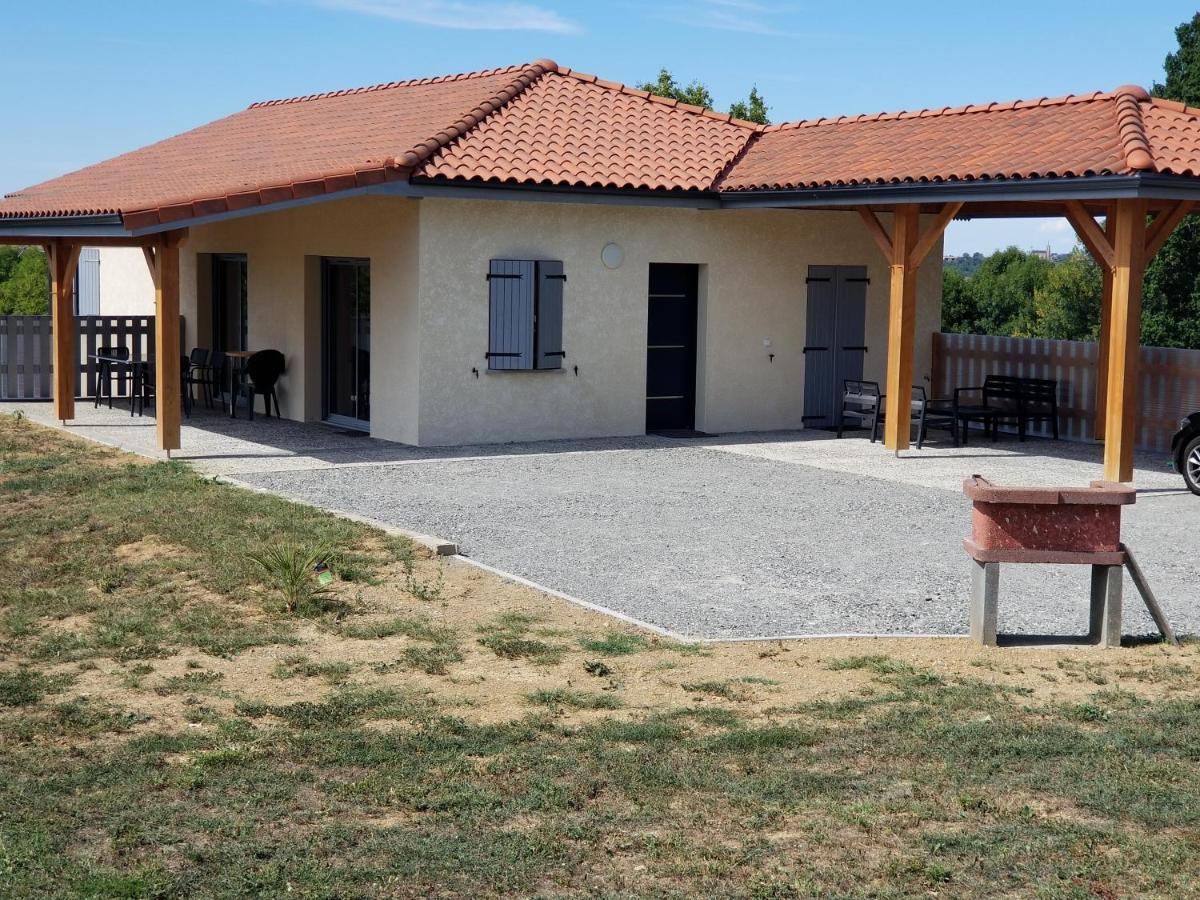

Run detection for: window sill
[[485, 367, 568, 375]]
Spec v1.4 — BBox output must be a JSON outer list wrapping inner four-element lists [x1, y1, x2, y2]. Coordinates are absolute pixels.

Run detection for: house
[[73, 248, 156, 316], [1, 60, 1198, 482]]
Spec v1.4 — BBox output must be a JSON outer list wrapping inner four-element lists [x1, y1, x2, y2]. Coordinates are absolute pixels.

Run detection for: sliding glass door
[[322, 258, 371, 429], [212, 254, 248, 352]]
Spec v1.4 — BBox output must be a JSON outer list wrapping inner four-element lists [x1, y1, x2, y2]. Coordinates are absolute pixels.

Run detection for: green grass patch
[[526, 688, 624, 711], [577, 631, 648, 656]]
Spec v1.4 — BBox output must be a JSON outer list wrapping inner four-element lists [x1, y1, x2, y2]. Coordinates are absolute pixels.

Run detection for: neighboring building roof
[[2, 62, 1199, 230]]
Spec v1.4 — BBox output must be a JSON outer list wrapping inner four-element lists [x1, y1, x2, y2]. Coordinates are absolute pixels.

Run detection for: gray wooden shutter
[[75, 249, 100, 316], [535, 260, 564, 370], [487, 259, 535, 370]]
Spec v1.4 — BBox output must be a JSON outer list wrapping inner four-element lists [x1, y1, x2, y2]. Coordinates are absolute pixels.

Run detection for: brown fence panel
[[932, 332, 1200, 452]]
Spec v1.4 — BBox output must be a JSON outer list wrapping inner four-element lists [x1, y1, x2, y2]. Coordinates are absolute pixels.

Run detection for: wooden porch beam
[[1145, 200, 1194, 261], [49, 241, 81, 423], [908, 202, 964, 270], [149, 231, 185, 454], [856, 207, 893, 260], [884, 204, 921, 452], [1103, 198, 1147, 483], [1094, 208, 1115, 441], [1064, 200, 1116, 272]]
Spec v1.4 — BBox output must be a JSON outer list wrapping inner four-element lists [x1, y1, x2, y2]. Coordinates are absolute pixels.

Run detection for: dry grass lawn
[[3, 412, 1200, 898]]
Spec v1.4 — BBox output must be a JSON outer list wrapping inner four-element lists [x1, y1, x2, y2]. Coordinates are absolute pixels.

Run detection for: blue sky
[[1, 1, 1194, 253]]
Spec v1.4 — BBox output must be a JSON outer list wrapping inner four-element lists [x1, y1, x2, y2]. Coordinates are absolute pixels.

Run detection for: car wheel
[[1184, 435, 1200, 496]]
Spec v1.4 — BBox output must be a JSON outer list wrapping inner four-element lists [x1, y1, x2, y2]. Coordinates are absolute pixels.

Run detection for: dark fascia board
[[715, 173, 1200, 210], [5, 172, 1200, 238], [0, 214, 130, 240]]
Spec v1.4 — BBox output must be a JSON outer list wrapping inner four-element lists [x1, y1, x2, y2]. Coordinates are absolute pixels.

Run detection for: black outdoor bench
[[953, 374, 1060, 444]]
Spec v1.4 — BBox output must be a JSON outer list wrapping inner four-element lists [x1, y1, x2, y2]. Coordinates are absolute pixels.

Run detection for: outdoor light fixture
[[601, 242, 624, 269]]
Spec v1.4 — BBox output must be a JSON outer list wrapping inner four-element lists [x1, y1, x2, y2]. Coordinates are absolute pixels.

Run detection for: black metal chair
[[186, 348, 211, 405], [837, 380, 882, 437], [132, 357, 191, 419], [93, 345, 131, 409], [231, 350, 284, 420], [873, 385, 957, 449], [200, 350, 229, 410]]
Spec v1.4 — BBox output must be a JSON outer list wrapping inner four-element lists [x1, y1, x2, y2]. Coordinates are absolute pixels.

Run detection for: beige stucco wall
[[94, 247, 155, 315], [415, 198, 942, 446], [173, 193, 942, 447], [179, 196, 421, 439]]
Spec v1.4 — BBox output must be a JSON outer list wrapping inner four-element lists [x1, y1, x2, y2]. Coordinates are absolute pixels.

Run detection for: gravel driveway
[[232, 435, 1199, 640]]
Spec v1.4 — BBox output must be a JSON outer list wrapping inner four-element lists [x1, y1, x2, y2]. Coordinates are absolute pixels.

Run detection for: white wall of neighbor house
[[93, 247, 155, 315], [178, 196, 421, 438], [414, 198, 943, 446]]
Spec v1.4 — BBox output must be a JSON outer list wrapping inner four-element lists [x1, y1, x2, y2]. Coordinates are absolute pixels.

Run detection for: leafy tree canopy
[[1144, 13, 1200, 349], [638, 69, 770, 124], [0, 247, 50, 315]]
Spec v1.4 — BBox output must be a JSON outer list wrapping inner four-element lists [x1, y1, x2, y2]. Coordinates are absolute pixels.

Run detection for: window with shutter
[[486, 258, 565, 371]]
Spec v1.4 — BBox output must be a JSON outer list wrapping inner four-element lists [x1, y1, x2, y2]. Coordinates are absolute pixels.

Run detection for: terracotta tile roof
[[0, 62, 556, 226], [418, 66, 760, 191], [1143, 97, 1200, 176], [719, 86, 1172, 191], [2, 64, 1199, 228]]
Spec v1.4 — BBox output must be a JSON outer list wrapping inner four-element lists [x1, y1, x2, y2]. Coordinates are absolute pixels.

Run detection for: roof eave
[[716, 173, 1200, 209]]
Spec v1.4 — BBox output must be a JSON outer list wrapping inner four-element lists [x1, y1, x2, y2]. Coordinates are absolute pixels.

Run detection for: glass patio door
[[322, 258, 370, 429]]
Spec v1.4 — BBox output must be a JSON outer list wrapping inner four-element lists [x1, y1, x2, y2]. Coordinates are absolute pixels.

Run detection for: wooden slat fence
[[0, 316, 174, 401], [932, 332, 1200, 452]]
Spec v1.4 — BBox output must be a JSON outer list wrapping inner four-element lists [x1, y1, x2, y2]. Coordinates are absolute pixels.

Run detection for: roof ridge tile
[[761, 88, 1136, 133], [1113, 85, 1156, 171], [396, 60, 557, 169], [247, 62, 537, 109]]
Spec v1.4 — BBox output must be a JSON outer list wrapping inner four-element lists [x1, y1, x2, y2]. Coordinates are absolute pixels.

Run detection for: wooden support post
[[49, 241, 81, 423], [150, 233, 183, 453], [884, 204, 920, 451], [1094, 210, 1115, 440], [1103, 199, 1147, 483]]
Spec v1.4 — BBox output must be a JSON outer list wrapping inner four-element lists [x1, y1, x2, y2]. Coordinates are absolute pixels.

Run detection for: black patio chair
[[199, 350, 229, 411], [231, 350, 284, 420], [873, 385, 957, 449], [186, 348, 211, 405], [132, 356, 191, 419], [93, 345, 131, 409], [837, 380, 881, 437]]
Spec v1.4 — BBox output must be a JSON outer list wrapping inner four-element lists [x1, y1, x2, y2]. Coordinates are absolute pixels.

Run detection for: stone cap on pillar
[[962, 475, 1136, 507]]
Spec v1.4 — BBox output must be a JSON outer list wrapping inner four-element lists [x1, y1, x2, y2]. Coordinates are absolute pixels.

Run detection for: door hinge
[[485, 273, 524, 281], [802, 346, 829, 354], [805, 277, 832, 284]]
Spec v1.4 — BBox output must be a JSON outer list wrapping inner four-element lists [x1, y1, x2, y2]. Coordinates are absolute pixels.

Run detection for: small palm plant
[[246, 542, 337, 615]]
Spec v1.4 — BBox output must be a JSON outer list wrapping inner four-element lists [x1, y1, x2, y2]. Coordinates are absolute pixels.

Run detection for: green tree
[[729, 86, 770, 124], [0, 247, 50, 315], [639, 69, 769, 123], [0, 245, 20, 284], [1145, 13, 1200, 349], [637, 69, 713, 109], [940, 268, 977, 334], [1030, 250, 1102, 341], [965, 247, 1051, 336]]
